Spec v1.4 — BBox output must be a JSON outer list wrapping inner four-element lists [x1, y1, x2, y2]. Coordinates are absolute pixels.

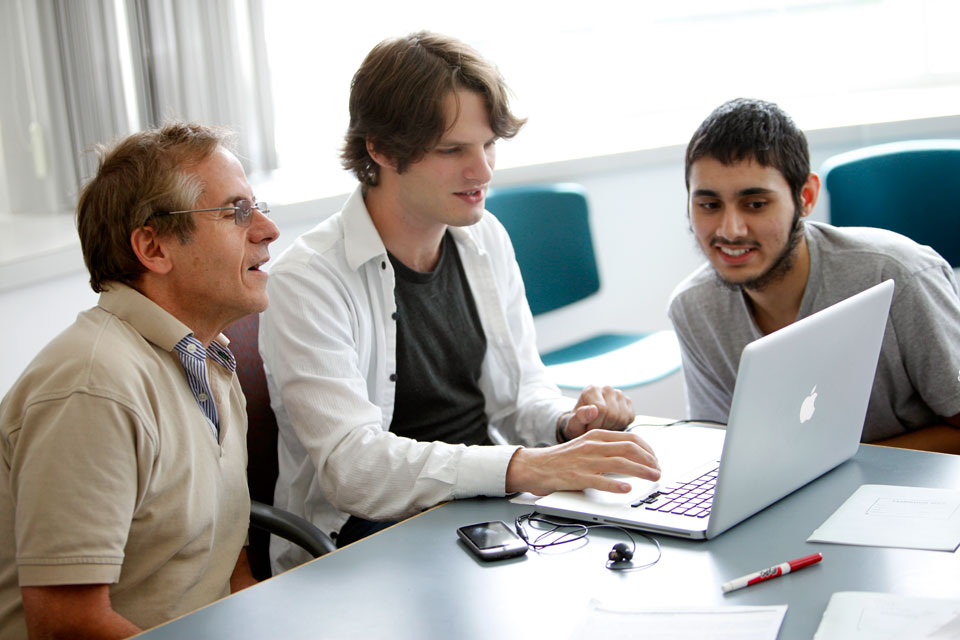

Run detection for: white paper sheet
[[814, 592, 960, 639], [807, 484, 960, 550], [569, 600, 787, 640]]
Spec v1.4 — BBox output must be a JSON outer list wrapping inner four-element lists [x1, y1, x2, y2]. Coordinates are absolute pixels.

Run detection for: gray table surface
[[137, 445, 960, 639]]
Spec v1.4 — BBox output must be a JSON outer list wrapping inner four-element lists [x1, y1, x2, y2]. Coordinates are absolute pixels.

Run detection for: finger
[[580, 394, 608, 431], [562, 405, 598, 440], [573, 404, 599, 427], [608, 387, 631, 423], [578, 430, 660, 466], [574, 385, 603, 410], [579, 452, 661, 483], [571, 461, 662, 493], [606, 458, 662, 482], [581, 475, 635, 494], [597, 387, 633, 429], [578, 386, 631, 431], [635, 435, 657, 461]]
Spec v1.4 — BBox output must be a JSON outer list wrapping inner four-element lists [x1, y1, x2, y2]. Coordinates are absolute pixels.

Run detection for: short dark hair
[[341, 31, 526, 186], [76, 122, 233, 293], [685, 98, 810, 210]]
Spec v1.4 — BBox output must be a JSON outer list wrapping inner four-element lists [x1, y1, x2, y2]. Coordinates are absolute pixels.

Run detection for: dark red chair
[[224, 313, 334, 578]]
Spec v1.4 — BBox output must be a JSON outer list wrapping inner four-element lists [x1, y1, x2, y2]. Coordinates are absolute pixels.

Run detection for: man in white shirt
[[261, 31, 660, 570]]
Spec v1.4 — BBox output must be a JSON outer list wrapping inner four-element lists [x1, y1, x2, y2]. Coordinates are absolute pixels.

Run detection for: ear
[[799, 172, 821, 219], [365, 138, 397, 170], [130, 226, 174, 275]]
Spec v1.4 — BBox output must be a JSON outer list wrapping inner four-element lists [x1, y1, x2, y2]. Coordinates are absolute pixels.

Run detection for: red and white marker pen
[[721, 553, 823, 594]]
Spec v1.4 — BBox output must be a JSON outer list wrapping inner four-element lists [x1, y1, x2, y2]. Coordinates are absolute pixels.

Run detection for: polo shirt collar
[[98, 282, 196, 352], [99, 283, 236, 374]]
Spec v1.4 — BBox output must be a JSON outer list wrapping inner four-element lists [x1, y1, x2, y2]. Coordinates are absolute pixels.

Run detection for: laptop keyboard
[[631, 464, 719, 518]]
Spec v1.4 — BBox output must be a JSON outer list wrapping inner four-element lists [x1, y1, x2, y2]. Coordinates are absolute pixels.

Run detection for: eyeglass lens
[[234, 201, 270, 226]]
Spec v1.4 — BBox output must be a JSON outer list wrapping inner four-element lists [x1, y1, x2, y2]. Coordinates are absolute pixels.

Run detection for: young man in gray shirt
[[668, 98, 960, 452]]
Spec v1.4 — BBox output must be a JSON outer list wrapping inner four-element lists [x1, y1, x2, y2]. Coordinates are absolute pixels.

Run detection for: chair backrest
[[222, 313, 278, 579], [821, 139, 960, 267], [484, 183, 600, 315]]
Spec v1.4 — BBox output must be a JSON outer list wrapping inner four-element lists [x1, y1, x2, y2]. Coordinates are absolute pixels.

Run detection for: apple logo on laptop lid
[[799, 386, 818, 424]]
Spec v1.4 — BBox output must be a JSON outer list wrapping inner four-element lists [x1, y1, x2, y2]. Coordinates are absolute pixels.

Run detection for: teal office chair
[[484, 183, 681, 390], [821, 139, 960, 267], [224, 314, 335, 578]]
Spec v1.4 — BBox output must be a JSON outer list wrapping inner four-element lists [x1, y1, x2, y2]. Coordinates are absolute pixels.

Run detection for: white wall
[[2, 115, 958, 417]]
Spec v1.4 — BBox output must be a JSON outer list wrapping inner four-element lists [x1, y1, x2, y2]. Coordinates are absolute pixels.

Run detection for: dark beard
[[714, 212, 804, 293]]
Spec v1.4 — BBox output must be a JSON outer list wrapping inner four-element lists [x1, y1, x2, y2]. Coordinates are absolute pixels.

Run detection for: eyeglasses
[[152, 200, 270, 227]]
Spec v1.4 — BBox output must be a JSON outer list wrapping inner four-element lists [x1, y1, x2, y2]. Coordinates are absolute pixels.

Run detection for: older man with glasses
[[0, 122, 279, 639]]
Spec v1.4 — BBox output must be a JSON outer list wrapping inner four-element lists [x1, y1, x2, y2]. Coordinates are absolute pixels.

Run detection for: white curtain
[[0, 0, 276, 218], [130, 0, 277, 173]]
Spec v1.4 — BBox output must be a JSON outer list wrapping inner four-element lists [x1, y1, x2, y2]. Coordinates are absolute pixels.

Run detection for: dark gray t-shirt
[[387, 232, 490, 445], [667, 221, 960, 442]]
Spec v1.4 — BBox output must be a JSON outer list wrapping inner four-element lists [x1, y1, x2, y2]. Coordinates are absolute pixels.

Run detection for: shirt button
[[197, 392, 209, 402], [389, 373, 397, 382], [392, 312, 398, 320], [381, 261, 386, 270], [187, 343, 198, 354]]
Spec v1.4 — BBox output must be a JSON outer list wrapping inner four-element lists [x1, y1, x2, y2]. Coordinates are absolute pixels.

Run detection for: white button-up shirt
[[261, 186, 572, 571]]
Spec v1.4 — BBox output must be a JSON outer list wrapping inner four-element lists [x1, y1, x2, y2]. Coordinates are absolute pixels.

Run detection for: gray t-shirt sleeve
[[668, 290, 738, 423], [888, 263, 960, 419]]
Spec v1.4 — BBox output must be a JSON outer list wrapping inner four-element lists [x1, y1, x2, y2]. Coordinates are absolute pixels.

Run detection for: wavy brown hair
[[341, 31, 526, 187]]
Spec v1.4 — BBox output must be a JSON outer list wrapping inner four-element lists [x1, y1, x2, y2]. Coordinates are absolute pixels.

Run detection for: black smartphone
[[457, 520, 528, 561]]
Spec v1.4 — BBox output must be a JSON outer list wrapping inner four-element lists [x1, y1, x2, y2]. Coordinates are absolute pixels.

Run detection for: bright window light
[[263, 0, 960, 183]]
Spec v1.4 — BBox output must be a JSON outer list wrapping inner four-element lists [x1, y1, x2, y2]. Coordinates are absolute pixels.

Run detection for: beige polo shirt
[[0, 283, 250, 638]]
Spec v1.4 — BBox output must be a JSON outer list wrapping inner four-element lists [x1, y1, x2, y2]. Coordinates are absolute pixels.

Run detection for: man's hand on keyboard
[[505, 429, 660, 497]]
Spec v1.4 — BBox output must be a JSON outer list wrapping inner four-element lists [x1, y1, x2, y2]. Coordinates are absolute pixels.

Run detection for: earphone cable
[[515, 512, 662, 572]]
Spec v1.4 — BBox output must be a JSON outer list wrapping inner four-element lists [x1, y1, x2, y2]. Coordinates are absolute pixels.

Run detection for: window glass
[[263, 0, 960, 177]]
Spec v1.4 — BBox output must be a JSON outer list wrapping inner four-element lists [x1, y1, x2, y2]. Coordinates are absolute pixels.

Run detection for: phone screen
[[457, 520, 528, 561], [460, 521, 519, 549]]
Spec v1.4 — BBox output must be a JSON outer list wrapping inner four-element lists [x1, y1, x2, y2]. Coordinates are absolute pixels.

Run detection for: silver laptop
[[535, 279, 895, 539]]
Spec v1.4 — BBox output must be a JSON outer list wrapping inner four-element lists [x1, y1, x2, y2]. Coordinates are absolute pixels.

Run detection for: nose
[[717, 208, 747, 240], [249, 208, 279, 245], [464, 145, 494, 184]]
